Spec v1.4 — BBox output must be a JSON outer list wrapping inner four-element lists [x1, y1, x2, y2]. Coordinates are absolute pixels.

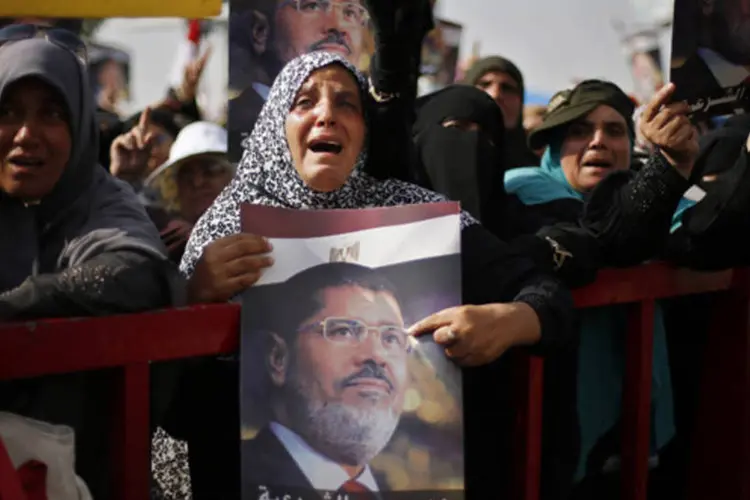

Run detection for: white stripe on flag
[[256, 213, 461, 286]]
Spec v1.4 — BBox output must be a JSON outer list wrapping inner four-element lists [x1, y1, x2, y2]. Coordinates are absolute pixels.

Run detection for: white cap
[[145, 121, 228, 187]]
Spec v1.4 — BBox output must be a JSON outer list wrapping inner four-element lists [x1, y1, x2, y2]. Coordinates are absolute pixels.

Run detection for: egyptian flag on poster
[[239, 202, 465, 500]]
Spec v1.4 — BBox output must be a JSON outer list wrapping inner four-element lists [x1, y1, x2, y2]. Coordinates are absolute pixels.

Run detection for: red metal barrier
[[512, 262, 738, 500], [0, 263, 747, 500]]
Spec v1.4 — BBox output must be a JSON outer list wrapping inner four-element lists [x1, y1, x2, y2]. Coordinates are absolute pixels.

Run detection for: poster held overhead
[[670, 0, 750, 118]]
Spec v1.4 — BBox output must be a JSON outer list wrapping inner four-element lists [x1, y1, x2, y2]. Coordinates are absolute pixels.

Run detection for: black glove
[[537, 223, 601, 288], [509, 223, 600, 289], [365, 0, 434, 94]]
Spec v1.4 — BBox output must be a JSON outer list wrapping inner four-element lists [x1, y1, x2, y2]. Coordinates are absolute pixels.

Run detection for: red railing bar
[[621, 299, 656, 500], [112, 364, 151, 500], [0, 439, 26, 500], [0, 264, 733, 382], [573, 263, 733, 308], [0, 304, 240, 381], [512, 355, 544, 500]]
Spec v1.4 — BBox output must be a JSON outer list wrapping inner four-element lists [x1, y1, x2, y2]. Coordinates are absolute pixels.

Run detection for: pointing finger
[[642, 83, 676, 123], [408, 308, 458, 337]]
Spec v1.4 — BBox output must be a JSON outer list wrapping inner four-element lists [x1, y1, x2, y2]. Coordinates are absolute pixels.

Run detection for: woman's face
[[560, 104, 631, 193], [285, 64, 365, 192], [475, 70, 522, 129], [176, 156, 234, 224], [0, 78, 71, 201]]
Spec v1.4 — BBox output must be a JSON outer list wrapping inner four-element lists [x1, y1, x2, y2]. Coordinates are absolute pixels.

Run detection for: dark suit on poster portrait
[[242, 426, 386, 499], [242, 427, 316, 492]]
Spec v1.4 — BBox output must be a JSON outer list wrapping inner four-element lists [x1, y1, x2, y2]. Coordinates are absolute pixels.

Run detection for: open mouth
[[582, 160, 612, 169], [309, 140, 343, 155], [8, 157, 44, 169]]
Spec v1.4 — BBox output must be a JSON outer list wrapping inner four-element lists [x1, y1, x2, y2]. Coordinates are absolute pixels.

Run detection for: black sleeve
[[0, 251, 182, 321], [667, 147, 750, 269], [503, 195, 601, 289], [363, 0, 432, 182], [582, 153, 691, 267], [510, 225, 601, 289], [461, 224, 576, 356], [502, 194, 582, 236]]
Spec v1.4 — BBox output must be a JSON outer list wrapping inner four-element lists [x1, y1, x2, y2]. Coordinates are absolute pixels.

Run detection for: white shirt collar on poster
[[269, 421, 381, 493]]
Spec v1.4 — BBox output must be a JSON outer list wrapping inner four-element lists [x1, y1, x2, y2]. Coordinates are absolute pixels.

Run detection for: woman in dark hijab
[[463, 56, 539, 169], [0, 26, 176, 496], [0, 27, 174, 318], [412, 85, 506, 235]]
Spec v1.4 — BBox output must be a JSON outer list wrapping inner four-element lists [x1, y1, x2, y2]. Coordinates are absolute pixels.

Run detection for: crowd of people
[[1, 1, 750, 499]]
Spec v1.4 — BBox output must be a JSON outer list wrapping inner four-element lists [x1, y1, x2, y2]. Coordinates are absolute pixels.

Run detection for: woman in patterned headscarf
[[167, 51, 575, 498]]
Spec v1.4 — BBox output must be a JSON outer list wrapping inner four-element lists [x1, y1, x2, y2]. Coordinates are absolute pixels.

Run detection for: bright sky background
[[96, 0, 678, 112], [436, 0, 675, 97]]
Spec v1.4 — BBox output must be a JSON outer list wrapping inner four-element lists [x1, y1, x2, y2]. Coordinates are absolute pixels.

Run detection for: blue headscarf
[[504, 142, 583, 205], [504, 120, 696, 233]]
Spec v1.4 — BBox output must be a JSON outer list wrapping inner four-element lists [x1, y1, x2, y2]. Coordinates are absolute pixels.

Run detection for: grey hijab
[[180, 51, 476, 278], [0, 38, 164, 291]]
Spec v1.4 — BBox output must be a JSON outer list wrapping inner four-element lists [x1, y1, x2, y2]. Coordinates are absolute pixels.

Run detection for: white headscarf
[[180, 51, 475, 277]]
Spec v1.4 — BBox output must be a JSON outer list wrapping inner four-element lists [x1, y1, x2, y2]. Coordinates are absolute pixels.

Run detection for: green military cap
[[528, 79, 635, 150]]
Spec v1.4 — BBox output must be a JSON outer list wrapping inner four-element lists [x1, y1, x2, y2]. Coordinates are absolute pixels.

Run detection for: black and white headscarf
[[180, 51, 476, 277]]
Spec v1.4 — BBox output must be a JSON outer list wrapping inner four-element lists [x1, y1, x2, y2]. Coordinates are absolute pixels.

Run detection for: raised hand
[[639, 83, 699, 178], [109, 107, 155, 182]]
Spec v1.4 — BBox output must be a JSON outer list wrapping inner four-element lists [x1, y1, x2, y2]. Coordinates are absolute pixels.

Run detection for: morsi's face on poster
[[234, 0, 369, 87], [274, 0, 368, 67], [265, 282, 410, 470]]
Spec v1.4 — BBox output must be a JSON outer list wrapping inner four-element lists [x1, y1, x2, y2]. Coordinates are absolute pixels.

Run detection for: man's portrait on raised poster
[[228, 0, 375, 161], [671, 0, 750, 116]]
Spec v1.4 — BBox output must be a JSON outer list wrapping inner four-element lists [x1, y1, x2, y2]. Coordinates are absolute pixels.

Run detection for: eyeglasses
[[0, 24, 87, 65], [279, 0, 370, 28], [301, 317, 412, 354]]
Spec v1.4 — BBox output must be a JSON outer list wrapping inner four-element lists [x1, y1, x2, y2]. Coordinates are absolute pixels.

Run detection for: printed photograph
[[671, 0, 750, 117], [240, 203, 465, 500]]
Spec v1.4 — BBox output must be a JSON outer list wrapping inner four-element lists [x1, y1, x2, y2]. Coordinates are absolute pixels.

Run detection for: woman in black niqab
[[412, 85, 508, 237]]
